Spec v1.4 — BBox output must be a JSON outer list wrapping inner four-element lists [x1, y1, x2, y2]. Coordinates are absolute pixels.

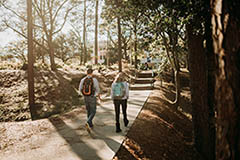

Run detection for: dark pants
[[113, 99, 128, 124], [84, 96, 96, 127]]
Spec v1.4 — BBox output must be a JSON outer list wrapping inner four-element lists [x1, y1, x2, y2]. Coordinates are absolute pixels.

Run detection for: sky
[[0, 18, 72, 49], [0, 29, 18, 48], [0, 0, 104, 50]]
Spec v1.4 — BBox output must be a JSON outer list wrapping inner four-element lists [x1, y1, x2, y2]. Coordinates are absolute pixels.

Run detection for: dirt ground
[[113, 80, 204, 160]]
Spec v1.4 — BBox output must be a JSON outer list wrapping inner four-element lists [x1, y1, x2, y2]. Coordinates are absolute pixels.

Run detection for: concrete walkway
[[0, 90, 151, 160]]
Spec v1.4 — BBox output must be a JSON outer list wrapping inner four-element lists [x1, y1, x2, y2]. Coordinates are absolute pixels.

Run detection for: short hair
[[87, 68, 93, 74]]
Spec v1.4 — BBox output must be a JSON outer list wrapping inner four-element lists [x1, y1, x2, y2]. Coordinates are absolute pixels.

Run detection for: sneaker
[[89, 124, 94, 128], [116, 128, 122, 133], [116, 122, 122, 133], [85, 123, 91, 133]]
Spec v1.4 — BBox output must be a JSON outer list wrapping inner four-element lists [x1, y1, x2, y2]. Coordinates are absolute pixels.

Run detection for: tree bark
[[210, 0, 240, 159], [83, 0, 87, 64], [166, 29, 181, 106], [116, 0, 122, 72], [48, 33, 56, 71], [187, 24, 215, 160], [172, 47, 180, 106], [134, 19, 138, 69], [173, 69, 180, 105], [94, 0, 99, 65], [41, 36, 45, 64], [117, 17, 122, 72], [106, 30, 110, 66]]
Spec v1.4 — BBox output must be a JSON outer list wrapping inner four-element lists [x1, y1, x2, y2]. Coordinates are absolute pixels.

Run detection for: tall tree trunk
[[173, 68, 180, 105], [48, 33, 56, 71], [116, 0, 122, 72], [187, 24, 215, 160], [210, 0, 240, 159], [168, 30, 181, 106], [80, 38, 83, 65], [134, 19, 138, 69], [83, 0, 87, 64], [117, 16, 122, 72], [48, 1, 56, 71], [107, 30, 110, 66], [41, 36, 45, 64], [27, 0, 35, 119], [162, 33, 175, 83], [205, 2, 217, 160], [123, 42, 128, 60], [172, 46, 180, 105], [94, 0, 99, 64], [32, 8, 36, 64]]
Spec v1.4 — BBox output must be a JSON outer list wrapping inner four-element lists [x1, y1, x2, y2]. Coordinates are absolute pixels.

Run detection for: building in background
[[90, 40, 107, 64]]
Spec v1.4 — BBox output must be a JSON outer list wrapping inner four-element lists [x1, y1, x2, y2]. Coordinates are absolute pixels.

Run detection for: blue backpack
[[112, 82, 125, 99]]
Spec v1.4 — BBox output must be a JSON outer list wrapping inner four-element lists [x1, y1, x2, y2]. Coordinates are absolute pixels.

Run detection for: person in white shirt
[[111, 72, 129, 133]]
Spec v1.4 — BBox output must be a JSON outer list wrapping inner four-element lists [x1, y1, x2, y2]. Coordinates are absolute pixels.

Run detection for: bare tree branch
[[3, 20, 48, 52], [1, 3, 27, 22], [52, 0, 68, 23], [53, 6, 74, 35]]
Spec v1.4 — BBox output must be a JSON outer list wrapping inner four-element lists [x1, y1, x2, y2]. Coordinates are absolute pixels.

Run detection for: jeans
[[113, 99, 128, 124], [84, 96, 96, 127]]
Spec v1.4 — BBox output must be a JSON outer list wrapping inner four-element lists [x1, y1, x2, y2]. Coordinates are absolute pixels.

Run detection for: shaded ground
[[0, 69, 84, 121], [113, 75, 204, 160]]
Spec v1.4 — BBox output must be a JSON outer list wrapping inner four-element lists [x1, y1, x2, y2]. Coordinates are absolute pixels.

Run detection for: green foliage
[[54, 33, 79, 63], [105, 46, 118, 64]]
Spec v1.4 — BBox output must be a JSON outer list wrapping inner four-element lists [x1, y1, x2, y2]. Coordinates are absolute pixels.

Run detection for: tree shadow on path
[[49, 116, 102, 160], [49, 115, 121, 160]]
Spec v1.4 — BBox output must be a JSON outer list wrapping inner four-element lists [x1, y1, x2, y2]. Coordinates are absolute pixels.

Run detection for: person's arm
[[125, 82, 129, 99], [93, 78, 100, 96], [79, 77, 85, 95], [110, 83, 114, 100]]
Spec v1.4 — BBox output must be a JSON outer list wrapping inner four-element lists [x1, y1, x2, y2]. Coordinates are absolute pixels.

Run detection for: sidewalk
[[0, 90, 151, 160]]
